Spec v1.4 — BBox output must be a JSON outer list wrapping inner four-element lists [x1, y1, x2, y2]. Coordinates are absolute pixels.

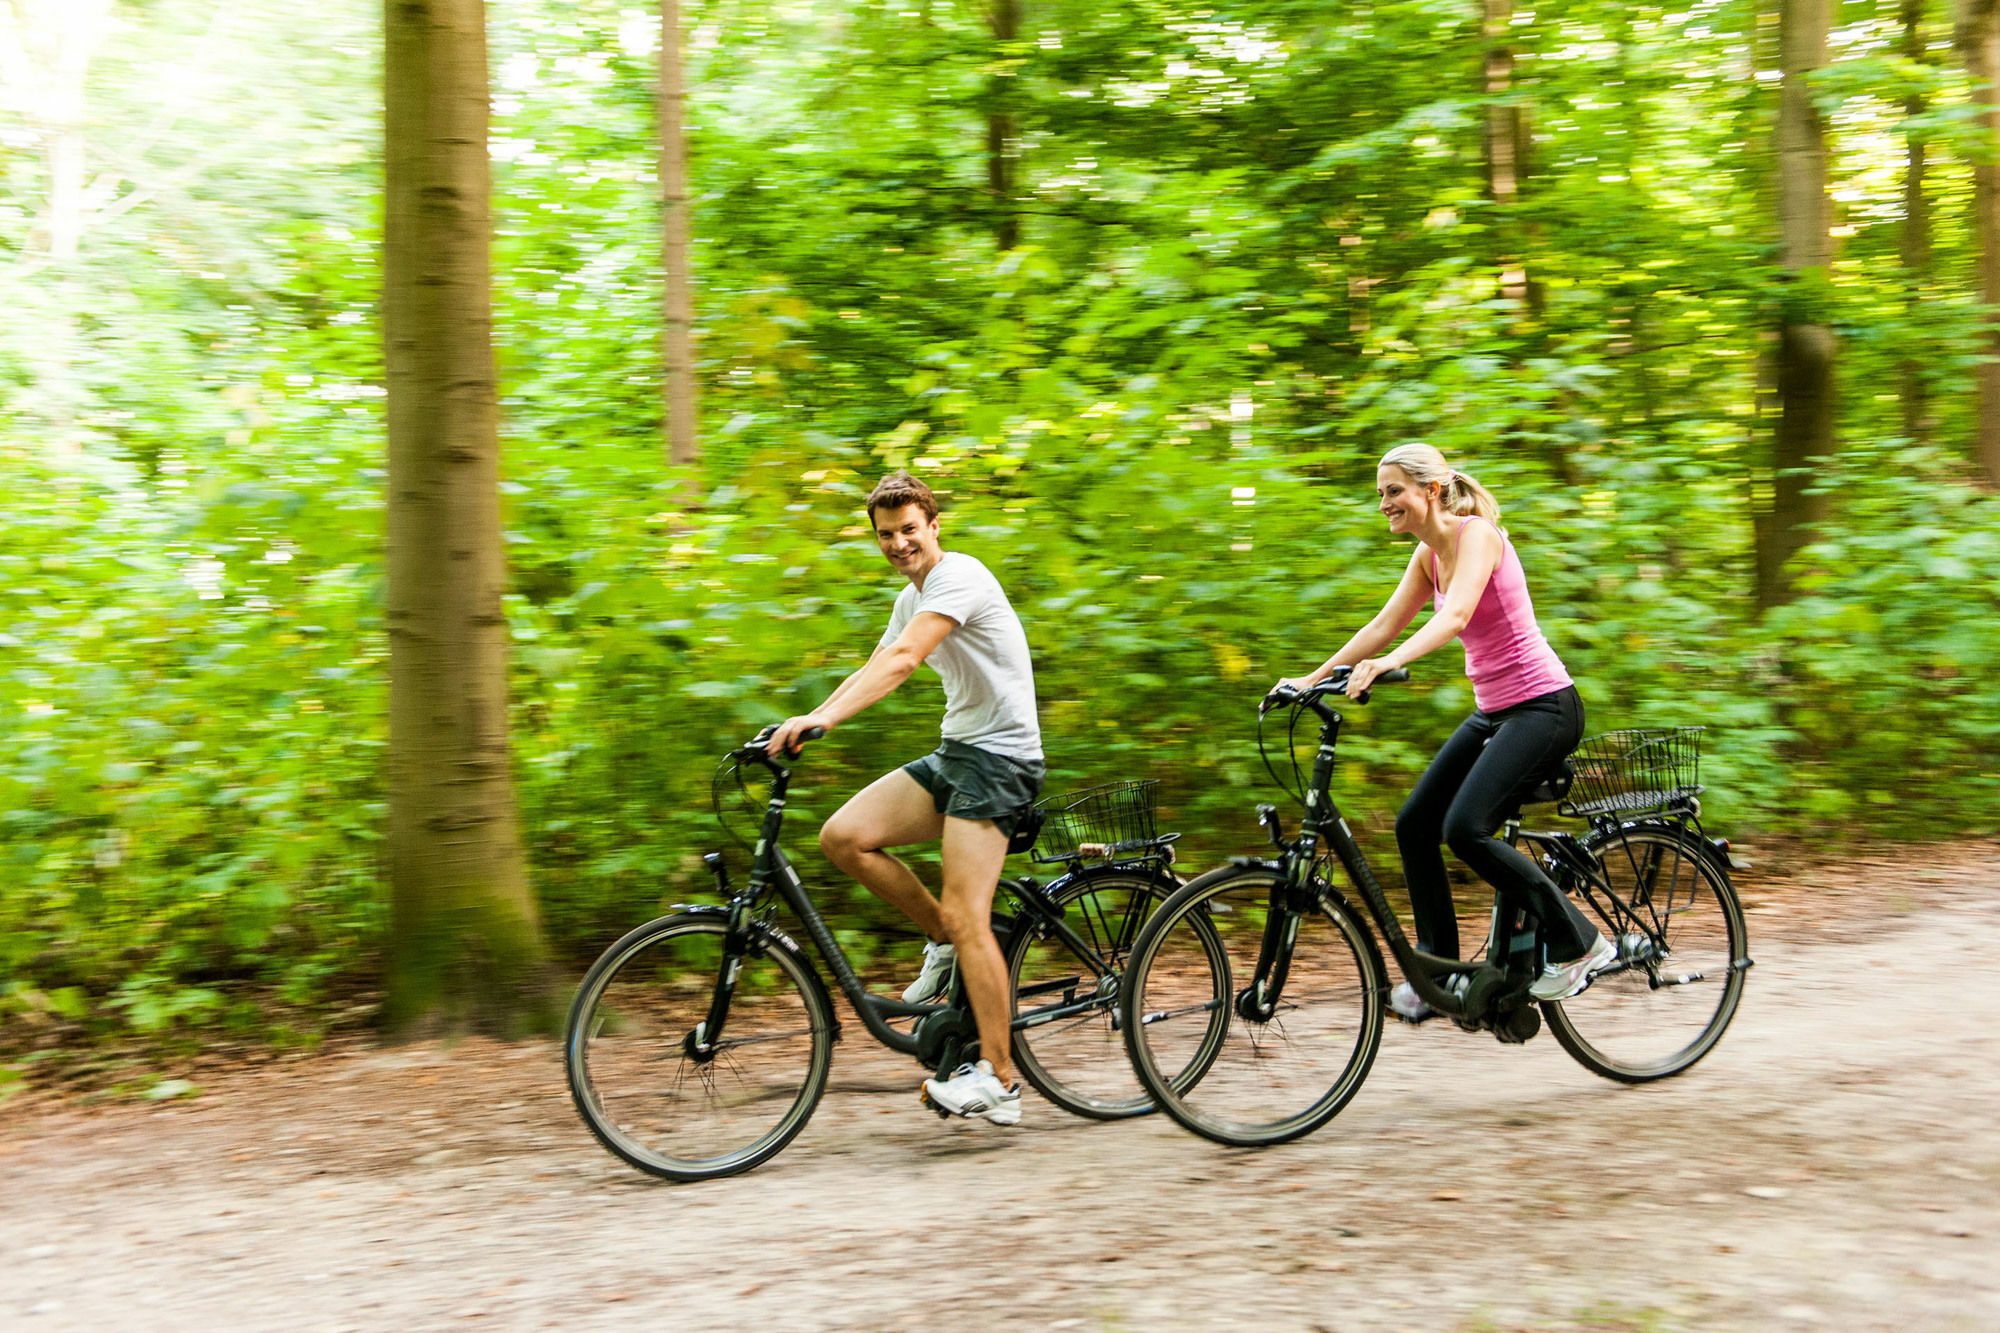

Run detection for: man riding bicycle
[[766, 471, 1043, 1126]]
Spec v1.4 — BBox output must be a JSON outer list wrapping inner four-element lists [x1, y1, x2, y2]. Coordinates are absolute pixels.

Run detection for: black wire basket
[[1563, 727, 1704, 818], [1030, 780, 1161, 863]]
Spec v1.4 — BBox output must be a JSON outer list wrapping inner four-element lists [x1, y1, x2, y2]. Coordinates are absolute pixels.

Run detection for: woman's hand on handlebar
[[1341, 657, 1396, 698], [1263, 676, 1315, 711], [766, 713, 833, 757]]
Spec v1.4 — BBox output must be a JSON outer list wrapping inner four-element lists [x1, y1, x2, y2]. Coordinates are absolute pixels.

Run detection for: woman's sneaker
[[1529, 933, 1620, 1002], [901, 940, 956, 1003], [921, 1060, 1021, 1125], [1390, 972, 1467, 1024]]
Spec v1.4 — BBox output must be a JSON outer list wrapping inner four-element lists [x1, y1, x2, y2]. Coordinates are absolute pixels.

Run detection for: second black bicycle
[[1118, 669, 1753, 1148]]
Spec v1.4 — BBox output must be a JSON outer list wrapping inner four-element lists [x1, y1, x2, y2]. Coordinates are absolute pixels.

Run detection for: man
[[766, 471, 1043, 1126]]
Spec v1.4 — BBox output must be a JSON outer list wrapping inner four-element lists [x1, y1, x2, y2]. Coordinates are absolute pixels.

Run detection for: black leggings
[[1393, 685, 1598, 964]]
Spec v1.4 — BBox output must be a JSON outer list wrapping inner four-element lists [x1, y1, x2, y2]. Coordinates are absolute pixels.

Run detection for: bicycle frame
[[699, 744, 1177, 1061], [1249, 686, 1737, 1023]]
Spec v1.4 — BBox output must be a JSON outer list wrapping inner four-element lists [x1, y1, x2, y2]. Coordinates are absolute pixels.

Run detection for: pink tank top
[[1431, 516, 1572, 714]]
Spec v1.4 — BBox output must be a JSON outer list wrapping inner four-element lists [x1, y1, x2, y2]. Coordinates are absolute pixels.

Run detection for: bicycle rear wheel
[[1546, 825, 1748, 1083], [1007, 867, 1222, 1119], [1122, 865, 1385, 1148], [566, 910, 834, 1182]]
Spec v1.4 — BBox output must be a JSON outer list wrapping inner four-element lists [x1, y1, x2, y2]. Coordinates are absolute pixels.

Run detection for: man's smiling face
[[873, 502, 942, 580]]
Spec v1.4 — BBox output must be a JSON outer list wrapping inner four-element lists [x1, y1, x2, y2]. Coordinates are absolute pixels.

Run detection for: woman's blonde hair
[[1378, 443, 1502, 532]]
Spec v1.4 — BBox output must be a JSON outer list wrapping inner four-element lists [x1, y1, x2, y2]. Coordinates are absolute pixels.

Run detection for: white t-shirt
[[878, 551, 1043, 762]]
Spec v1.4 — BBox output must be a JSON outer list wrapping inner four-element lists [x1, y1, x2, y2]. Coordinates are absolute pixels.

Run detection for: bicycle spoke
[[567, 914, 832, 1181], [1547, 828, 1747, 1082], [1124, 867, 1382, 1148], [1009, 871, 1189, 1119]]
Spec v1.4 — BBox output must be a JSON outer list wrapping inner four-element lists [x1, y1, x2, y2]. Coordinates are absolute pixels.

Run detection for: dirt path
[[4, 861, 1998, 1331]]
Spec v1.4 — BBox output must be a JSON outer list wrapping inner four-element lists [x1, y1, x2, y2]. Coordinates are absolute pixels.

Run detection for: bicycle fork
[[688, 854, 750, 1061]]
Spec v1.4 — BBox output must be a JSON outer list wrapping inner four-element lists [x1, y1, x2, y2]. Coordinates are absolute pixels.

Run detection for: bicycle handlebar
[[741, 723, 827, 761], [1262, 666, 1411, 713]]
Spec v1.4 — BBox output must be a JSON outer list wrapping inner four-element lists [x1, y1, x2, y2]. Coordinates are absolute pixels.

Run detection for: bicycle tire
[[565, 909, 835, 1182], [1006, 866, 1223, 1119], [1121, 864, 1385, 1148], [1545, 824, 1748, 1083]]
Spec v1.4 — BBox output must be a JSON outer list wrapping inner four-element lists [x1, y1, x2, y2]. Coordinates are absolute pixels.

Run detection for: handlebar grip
[[1260, 684, 1301, 715], [744, 724, 829, 756]]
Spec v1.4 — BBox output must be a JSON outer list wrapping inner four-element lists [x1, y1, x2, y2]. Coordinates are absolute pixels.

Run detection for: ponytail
[[1379, 443, 1505, 534]]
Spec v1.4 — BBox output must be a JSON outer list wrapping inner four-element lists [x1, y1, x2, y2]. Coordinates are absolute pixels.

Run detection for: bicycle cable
[[711, 754, 765, 852], [1255, 698, 1312, 809]]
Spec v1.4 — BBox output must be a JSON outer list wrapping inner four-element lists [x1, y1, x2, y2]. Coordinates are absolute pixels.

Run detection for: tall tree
[[1903, 0, 1933, 445], [660, 0, 698, 468], [1958, 0, 2000, 483], [987, 0, 1021, 252], [1759, 0, 1838, 609], [382, 0, 552, 1032], [1482, 0, 1532, 309], [3, 0, 113, 455]]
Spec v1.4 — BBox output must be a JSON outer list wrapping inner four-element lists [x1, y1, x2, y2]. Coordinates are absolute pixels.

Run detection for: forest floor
[[3, 843, 1998, 1331]]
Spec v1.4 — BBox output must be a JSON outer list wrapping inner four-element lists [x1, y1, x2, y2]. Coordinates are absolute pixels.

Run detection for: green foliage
[[3, 0, 1999, 1042]]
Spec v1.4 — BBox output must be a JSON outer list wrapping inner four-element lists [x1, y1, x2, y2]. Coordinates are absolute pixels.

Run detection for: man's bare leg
[[819, 769, 947, 940], [938, 815, 1014, 1086]]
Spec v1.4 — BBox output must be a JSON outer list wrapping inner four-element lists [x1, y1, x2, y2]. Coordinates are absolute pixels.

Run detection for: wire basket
[[1564, 727, 1704, 818], [1030, 780, 1161, 863]]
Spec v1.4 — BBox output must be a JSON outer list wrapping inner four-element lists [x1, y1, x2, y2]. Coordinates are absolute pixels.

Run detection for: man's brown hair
[[865, 471, 939, 525]]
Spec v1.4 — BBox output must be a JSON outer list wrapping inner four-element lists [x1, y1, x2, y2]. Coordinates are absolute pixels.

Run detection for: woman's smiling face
[[1376, 463, 1437, 535]]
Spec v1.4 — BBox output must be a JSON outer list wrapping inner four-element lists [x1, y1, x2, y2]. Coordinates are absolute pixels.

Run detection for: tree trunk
[[1903, 0, 1932, 445], [1757, 0, 1837, 610], [1482, 0, 1535, 310], [987, 0, 1021, 252], [10, 0, 113, 456], [659, 0, 699, 469], [382, 0, 553, 1035], [1958, 0, 2000, 484]]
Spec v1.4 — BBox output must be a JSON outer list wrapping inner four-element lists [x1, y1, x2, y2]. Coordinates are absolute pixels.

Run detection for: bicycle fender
[[662, 905, 844, 1044], [1312, 880, 1390, 996]]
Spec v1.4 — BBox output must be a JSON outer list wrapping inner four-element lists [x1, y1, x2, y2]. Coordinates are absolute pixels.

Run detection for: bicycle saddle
[[1517, 760, 1575, 807]]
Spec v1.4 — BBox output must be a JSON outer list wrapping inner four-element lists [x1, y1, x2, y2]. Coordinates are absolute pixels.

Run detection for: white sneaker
[[921, 1060, 1021, 1126], [1530, 933, 1620, 1002], [901, 940, 956, 1004], [1390, 973, 1467, 1024]]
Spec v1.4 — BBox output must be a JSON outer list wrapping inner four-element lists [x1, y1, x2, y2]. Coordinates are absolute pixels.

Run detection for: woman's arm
[[1345, 520, 1503, 694], [1280, 547, 1436, 690]]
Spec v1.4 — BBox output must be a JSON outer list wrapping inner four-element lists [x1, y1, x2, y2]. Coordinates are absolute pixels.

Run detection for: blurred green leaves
[[4, 0, 2000, 1043]]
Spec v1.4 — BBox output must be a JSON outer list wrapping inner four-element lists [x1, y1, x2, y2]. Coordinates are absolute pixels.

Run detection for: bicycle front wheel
[[1007, 866, 1222, 1119], [1546, 826, 1749, 1083], [565, 910, 835, 1182], [1122, 865, 1385, 1148]]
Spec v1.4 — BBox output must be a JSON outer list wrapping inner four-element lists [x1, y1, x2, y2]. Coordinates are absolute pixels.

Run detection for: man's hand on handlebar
[[765, 712, 833, 757]]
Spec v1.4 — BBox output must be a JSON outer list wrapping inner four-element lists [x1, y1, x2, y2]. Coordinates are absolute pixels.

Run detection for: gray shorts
[[902, 740, 1046, 837]]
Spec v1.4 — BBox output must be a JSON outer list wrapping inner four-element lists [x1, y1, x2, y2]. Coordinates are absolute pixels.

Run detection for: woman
[[1273, 443, 1615, 1020]]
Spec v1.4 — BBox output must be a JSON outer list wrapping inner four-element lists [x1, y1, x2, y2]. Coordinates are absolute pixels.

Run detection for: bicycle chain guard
[[913, 1005, 979, 1073]]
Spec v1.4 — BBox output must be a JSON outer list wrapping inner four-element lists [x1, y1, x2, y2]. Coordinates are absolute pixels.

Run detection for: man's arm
[[766, 612, 958, 755], [817, 643, 884, 714]]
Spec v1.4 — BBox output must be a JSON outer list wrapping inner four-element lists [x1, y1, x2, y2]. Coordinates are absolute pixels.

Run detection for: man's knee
[[819, 815, 865, 866], [936, 896, 989, 946]]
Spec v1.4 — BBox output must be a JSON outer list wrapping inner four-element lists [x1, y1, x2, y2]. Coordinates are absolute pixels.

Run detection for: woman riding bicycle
[[1272, 443, 1615, 1020]]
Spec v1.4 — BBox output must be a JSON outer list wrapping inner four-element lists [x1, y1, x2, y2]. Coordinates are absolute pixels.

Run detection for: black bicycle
[[1118, 669, 1753, 1148], [564, 725, 1215, 1182]]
